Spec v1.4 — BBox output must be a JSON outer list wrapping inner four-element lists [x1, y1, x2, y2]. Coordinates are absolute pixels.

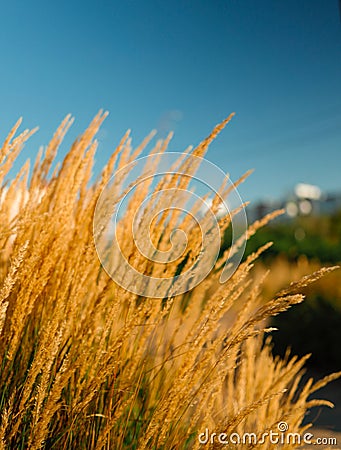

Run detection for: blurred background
[[0, 0, 340, 431]]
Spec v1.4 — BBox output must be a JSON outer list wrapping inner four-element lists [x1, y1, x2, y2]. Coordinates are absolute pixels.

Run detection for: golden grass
[[0, 112, 339, 449], [253, 254, 341, 306]]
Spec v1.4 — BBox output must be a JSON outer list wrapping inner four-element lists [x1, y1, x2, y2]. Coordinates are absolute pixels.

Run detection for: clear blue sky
[[0, 0, 340, 203]]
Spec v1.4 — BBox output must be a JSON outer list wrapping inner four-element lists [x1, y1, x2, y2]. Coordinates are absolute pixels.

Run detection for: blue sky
[[0, 0, 340, 203]]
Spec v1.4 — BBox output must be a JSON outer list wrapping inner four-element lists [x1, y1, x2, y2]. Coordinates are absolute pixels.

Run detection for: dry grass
[[253, 254, 341, 304], [0, 112, 340, 449]]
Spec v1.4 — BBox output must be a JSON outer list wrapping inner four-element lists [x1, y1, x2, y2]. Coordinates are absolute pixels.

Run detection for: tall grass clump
[[0, 112, 340, 449]]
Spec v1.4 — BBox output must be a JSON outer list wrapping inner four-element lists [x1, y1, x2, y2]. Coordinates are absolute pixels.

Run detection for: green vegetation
[[245, 209, 341, 264]]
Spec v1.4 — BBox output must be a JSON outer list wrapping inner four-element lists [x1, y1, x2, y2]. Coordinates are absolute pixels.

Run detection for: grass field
[[0, 112, 340, 449]]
